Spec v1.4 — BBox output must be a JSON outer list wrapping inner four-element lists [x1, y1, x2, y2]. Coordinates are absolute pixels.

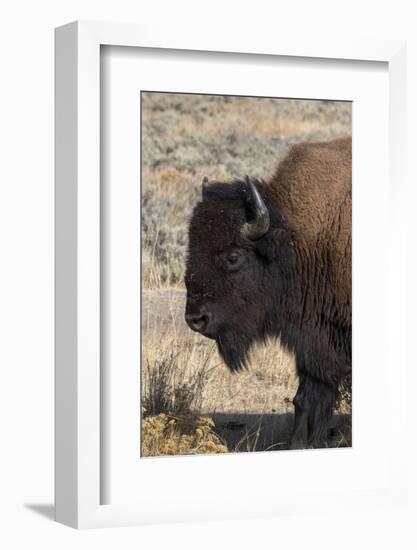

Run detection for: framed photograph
[[55, 21, 407, 528]]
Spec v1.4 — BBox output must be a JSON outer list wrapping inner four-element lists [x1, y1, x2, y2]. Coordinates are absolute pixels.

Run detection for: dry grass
[[141, 414, 227, 457], [142, 349, 214, 418]]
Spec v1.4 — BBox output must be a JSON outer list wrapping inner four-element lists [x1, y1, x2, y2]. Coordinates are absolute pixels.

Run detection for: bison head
[[185, 177, 293, 371]]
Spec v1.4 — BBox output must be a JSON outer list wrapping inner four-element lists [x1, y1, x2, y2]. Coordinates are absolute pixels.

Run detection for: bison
[[184, 137, 351, 449]]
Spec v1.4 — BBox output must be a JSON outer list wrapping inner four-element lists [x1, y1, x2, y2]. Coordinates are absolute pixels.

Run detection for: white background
[[1, 1, 416, 548]]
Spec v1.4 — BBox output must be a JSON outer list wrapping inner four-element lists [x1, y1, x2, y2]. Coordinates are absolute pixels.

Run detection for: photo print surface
[[141, 92, 352, 457]]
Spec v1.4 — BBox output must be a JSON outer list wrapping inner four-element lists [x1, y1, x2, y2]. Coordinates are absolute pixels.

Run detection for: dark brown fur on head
[[185, 177, 293, 371]]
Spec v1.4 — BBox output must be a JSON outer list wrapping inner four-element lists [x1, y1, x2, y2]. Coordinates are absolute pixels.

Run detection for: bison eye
[[223, 251, 245, 272]]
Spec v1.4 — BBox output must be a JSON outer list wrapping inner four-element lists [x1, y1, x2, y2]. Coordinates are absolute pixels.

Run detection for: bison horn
[[241, 177, 270, 240], [202, 176, 210, 199]]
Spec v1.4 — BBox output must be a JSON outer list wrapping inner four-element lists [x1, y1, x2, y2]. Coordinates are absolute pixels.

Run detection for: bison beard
[[216, 329, 255, 372], [185, 138, 352, 450]]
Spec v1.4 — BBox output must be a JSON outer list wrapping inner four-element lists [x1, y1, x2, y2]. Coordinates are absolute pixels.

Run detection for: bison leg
[[308, 381, 338, 447], [290, 373, 338, 449], [289, 375, 310, 449]]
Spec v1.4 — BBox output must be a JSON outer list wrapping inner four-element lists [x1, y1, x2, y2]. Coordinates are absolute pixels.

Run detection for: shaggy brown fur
[[273, 138, 351, 312], [185, 137, 352, 449]]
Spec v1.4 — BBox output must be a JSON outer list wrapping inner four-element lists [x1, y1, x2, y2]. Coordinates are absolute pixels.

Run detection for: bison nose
[[185, 311, 212, 334]]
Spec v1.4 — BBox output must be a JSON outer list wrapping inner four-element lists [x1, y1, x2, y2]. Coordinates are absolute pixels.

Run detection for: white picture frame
[[55, 21, 407, 529]]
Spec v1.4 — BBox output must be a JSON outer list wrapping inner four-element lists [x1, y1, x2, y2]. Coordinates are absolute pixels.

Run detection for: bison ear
[[255, 228, 288, 263]]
